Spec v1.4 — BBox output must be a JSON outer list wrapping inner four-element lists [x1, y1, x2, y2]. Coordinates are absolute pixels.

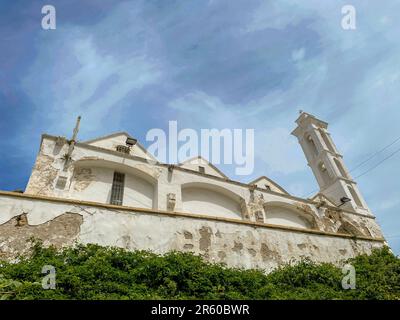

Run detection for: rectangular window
[[55, 176, 68, 190], [116, 145, 130, 154], [110, 172, 125, 205], [199, 166, 205, 174]]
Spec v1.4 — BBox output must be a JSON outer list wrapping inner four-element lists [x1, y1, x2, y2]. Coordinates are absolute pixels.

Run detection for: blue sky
[[0, 0, 399, 254]]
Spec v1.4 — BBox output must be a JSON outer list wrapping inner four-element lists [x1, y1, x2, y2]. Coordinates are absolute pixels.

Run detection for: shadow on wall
[[264, 202, 315, 230], [181, 183, 243, 219]]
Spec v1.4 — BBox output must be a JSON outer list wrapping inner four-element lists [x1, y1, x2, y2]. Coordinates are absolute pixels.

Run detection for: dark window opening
[[199, 166, 205, 174], [55, 176, 67, 190], [307, 135, 319, 156], [110, 172, 125, 205], [334, 158, 348, 179], [348, 185, 363, 208], [320, 129, 336, 153], [116, 145, 130, 154]]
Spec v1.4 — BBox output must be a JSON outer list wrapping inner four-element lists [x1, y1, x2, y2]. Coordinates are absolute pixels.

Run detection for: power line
[[350, 135, 400, 172], [354, 145, 400, 179], [385, 234, 400, 239], [302, 134, 400, 198], [304, 145, 400, 199]]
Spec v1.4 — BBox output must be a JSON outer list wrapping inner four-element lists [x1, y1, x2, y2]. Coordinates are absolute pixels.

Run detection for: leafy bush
[[0, 241, 398, 300]]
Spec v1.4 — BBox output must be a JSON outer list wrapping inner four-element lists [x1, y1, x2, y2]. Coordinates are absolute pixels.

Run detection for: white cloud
[[243, 0, 316, 33], [292, 48, 305, 62], [257, 127, 305, 174], [375, 198, 400, 212], [168, 90, 307, 176], [21, 5, 163, 137]]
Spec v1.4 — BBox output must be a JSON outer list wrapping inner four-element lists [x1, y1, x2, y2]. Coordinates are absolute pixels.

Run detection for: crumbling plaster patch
[[321, 208, 378, 238], [25, 154, 58, 196], [0, 194, 385, 272], [73, 168, 95, 191], [0, 212, 83, 259]]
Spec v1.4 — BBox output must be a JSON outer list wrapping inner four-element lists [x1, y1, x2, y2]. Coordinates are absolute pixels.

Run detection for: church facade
[[0, 112, 386, 270]]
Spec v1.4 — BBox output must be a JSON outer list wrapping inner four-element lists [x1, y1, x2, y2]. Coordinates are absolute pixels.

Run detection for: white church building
[[0, 112, 386, 270]]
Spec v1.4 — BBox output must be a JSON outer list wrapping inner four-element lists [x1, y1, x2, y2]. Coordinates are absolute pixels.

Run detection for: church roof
[[81, 132, 157, 161], [178, 156, 229, 179], [248, 176, 289, 195]]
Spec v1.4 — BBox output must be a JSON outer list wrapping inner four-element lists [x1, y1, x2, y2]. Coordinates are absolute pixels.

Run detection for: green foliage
[[0, 275, 23, 300], [0, 241, 398, 300]]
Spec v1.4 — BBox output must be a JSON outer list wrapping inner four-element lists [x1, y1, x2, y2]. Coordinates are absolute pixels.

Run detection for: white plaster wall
[[182, 187, 242, 219], [124, 173, 155, 209], [265, 207, 310, 229], [170, 169, 248, 213], [70, 167, 114, 203], [69, 166, 155, 209], [0, 194, 385, 272]]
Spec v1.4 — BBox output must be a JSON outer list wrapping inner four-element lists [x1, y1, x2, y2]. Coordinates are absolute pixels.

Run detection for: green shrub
[[0, 241, 398, 300]]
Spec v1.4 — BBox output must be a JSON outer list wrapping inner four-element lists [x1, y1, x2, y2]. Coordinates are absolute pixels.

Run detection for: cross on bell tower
[[291, 112, 371, 215]]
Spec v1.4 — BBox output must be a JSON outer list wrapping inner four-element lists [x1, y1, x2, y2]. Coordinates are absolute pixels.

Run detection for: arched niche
[[337, 221, 364, 237], [320, 129, 336, 153], [71, 159, 158, 209], [306, 134, 319, 157], [318, 161, 331, 186], [347, 185, 363, 208], [334, 158, 348, 179], [181, 182, 244, 219], [263, 202, 314, 229]]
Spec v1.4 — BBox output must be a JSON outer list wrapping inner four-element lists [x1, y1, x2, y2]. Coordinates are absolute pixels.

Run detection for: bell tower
[[291, 112, 371, 215]]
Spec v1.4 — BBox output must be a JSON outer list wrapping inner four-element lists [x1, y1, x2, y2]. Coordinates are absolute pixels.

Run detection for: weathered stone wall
[[0, 192, 385, 272], [0, 213, 82, 259]]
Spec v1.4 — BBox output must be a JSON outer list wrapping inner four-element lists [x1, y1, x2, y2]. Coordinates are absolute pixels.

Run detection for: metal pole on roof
[[63, 116, 81, 171], [71, 116, 81, 143]]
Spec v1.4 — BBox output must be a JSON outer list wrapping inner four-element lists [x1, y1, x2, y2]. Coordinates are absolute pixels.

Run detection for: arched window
[[347, 186, 363, 208], [306, 135, 318, 156], [110, 172, 125, 205], [320, 130, 336, 153], [318, 162, 331, 186], [334, 158, 348, 179]]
